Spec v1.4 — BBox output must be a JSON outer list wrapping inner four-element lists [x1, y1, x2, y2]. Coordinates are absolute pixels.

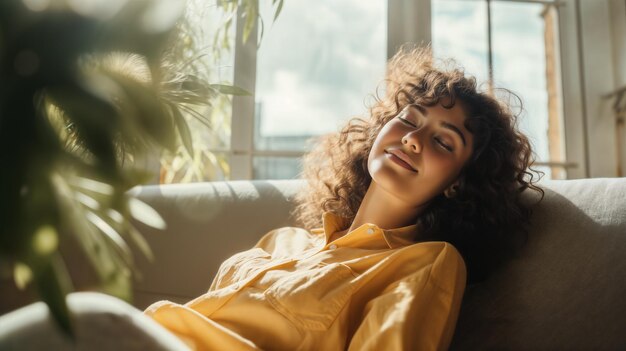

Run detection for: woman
[[144, 46, 543, 350]]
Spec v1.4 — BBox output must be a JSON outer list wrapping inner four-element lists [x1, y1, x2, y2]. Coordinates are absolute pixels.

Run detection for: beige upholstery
[[0, 292, 189, 351], [451, 178, 626, 350], [130, 177, 626, 349], [129, 180, 304, 308]]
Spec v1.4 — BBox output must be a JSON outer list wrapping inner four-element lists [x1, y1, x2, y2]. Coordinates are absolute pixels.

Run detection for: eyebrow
[[409, 105, 467, 147], [441, 122, 467, 147]]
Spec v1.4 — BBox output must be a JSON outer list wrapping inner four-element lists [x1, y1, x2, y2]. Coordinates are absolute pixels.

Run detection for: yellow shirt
[[144, 212, 467, 350]]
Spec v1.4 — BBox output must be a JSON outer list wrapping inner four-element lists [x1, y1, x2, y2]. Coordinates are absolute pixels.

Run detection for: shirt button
[[232, 283, 240, 290], [367, 228, 375, 235], [329, 244, 338, 250]]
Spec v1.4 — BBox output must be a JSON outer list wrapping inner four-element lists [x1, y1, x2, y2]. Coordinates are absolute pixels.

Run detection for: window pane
[[253, 157, 301, 180], [160, 0, 236, 184], [254, 0, 387, 152], [432, 0, 489, 84], [432, 1, 566, 180], [491, 2, 565, 177], [182, 0, 235, 151]]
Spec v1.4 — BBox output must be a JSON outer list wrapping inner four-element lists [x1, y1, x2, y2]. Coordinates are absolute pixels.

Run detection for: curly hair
[[293, 46, 544, 284]]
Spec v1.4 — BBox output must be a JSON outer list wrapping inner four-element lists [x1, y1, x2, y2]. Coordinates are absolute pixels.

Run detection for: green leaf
[[50, 173, 117, 283], [68, 176, 114, 196], [257, 16, 265, 48], [216, 153, 231, 176], [171, 104, 194, 158], [241, 0, 258, 44], [14, 262, 33, 290], [107, 209, 124, 224], [35, 255, 74, 337], [75, 192, 102, 210], [32, 225, 59, 256], [177, 104, 212, 129], [101, 268, 132, 302], [127, 223, 154, 262], [46, 83, 120, 174], [274, 0, 284, 23], [209, 84, 251, 96], [105, 72, 177, 152], [86, 211, 133, 266], [128, 197, 166, 230], [224, 17, 233, 38], [181, 75, 217, 98]]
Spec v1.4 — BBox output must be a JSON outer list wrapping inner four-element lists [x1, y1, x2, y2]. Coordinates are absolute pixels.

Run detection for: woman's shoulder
[[396, 241, 467, 291], [400, 240, 464, 258]]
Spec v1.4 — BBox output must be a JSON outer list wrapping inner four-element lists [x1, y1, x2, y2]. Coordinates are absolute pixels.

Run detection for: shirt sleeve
[[348, 243, 467, 351]]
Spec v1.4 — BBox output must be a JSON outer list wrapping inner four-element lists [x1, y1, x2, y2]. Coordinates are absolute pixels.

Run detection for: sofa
[[1, 177, 625, 350]]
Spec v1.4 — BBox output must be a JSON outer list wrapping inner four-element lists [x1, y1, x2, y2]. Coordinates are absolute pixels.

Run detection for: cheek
[[422, 150, 462, 183], [367, 128, 390, 175], [367, 145, 383, 178]]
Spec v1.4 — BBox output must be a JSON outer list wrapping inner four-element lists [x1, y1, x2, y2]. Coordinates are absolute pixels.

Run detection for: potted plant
[[0, 0, 282, 334]]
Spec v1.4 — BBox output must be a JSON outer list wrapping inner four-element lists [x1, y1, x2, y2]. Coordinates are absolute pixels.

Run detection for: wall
[[609, 0, 626, 176], [578, 0, 626, 177]]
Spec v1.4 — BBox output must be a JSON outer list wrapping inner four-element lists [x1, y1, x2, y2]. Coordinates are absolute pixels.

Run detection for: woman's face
[[367, 100, 474, 208]]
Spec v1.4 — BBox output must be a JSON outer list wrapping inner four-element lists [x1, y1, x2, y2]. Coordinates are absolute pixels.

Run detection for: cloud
[[257, 69, 346, 136], [256, 0, 386, 137], [432, 1, 490, 82]]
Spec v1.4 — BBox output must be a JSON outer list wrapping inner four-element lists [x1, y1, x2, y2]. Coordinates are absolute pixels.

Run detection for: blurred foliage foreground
[[0, 0, 256, 334]]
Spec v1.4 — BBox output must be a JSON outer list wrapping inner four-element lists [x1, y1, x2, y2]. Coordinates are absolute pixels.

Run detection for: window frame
[[226, 0, 587, 180]]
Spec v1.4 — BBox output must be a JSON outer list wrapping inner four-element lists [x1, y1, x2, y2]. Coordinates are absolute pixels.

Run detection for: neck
[[348, 182, 427, 232]]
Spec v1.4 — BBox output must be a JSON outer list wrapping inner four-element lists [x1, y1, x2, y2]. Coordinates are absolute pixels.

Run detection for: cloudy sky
[[254, 0, 550, 161], [255, 0, 387, 139]]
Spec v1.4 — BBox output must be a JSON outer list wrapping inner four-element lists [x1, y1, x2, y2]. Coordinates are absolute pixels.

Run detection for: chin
[[371, 167, 405, 195]]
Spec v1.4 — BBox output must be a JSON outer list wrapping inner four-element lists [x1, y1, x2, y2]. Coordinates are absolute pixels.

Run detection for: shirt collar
[[320, 212, 419, 249]]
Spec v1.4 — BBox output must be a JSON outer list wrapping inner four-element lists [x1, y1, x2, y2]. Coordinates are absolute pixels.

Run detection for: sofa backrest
[[129, 180, 303, 308], [130, 178, 626, 349], [451, 177, 626, 350]]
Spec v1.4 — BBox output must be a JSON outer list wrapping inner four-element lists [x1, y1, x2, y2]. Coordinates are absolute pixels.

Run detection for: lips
[[385, 149, 417, 172]]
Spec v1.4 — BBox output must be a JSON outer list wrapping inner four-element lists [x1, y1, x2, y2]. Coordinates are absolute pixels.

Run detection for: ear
[[444, 180, 460, 198]]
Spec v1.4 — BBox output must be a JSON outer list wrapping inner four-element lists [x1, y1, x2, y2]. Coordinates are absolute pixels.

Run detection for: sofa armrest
[[0, 292, 189, 351]]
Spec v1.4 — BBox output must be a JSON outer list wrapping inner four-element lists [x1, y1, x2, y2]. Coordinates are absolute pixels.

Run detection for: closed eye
[[398, 116, 417, 128], [400, 116, 453, 152], [435, 137, 453, 152]]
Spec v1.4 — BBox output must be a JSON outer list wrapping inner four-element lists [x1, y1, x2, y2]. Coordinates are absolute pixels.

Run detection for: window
[[167, 0, 583, 182], [432, 0, 569, 179], [249, 0, 387, 179], [159, 0, 235, 183]]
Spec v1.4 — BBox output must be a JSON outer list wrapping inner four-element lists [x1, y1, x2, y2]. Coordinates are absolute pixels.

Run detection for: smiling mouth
[[385, 150, 417, 172]]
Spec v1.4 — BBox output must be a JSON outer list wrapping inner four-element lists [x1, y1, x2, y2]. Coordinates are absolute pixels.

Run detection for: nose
[[402, 131, 422, 153]]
